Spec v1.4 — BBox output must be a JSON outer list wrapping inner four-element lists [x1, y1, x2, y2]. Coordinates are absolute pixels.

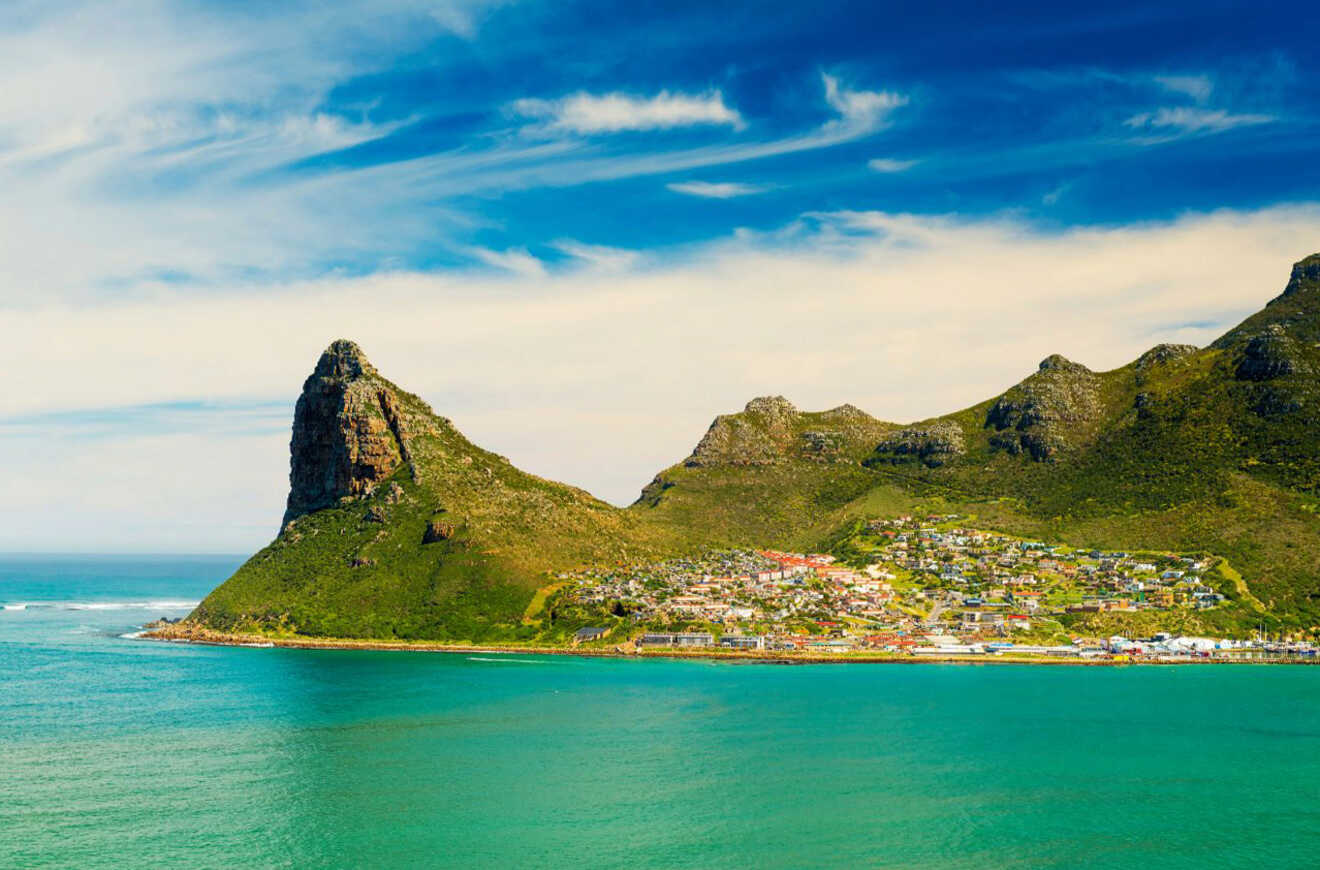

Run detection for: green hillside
[[191, 341, 689, 641], [189, 255, 1320, 640]]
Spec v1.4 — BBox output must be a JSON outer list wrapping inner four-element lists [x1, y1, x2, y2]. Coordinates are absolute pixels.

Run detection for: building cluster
[[560, 515, 1315, 659]]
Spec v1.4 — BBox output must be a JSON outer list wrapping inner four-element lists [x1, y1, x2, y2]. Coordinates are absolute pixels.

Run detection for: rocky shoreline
[[139, 623, 1313, 666]]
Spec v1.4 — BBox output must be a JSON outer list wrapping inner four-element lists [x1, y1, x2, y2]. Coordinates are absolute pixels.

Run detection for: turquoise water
[[3, 557, 1320, 869]]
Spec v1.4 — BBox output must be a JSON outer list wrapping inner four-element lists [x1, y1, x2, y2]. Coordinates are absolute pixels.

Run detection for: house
[[573, 626, 609, 644], [719, 635, 764, 650], [636, 633, 712, 646], [960, 610, 1006, 631]]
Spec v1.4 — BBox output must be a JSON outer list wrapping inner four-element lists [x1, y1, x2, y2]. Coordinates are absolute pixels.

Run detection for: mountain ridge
[[187, 253, 1320, 639]]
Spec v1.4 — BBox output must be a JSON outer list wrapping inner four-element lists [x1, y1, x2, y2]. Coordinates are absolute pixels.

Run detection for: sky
[[2, 0, 1319, 552]]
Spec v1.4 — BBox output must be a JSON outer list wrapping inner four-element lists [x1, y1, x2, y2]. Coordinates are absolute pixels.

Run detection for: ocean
[[2, 555, 1319, 869]]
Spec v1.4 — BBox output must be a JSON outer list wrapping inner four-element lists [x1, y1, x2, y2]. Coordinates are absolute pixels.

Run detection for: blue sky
[[2, 0, 1319, 551]]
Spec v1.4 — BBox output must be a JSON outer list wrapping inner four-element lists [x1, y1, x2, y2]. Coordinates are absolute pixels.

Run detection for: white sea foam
[[1, 600, 199, 612], [467, 656, 551, 664]]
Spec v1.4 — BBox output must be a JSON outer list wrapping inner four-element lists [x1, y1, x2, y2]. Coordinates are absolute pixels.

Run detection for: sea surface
[[3, 555, 1319, 869]]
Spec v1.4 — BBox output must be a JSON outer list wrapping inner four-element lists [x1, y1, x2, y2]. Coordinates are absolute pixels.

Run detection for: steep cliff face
[[283, 340, 418, 527]]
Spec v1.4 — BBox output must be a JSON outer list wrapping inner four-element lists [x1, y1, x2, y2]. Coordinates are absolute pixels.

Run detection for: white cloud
[[5, 204, 1320, 550], [0, 0, 504, 305], [552, 240, 641, 272], [822, 73, 908, 132], [666, 180, 765, 198], [0, 34, 910, 307], [1124, 106, 1274, 134], [469, 246, 547, 278], [458, 73, 909, 192], [867, 157, 917, 173], [511, 90, 744, 134], [1154, 74, 1214, 102]]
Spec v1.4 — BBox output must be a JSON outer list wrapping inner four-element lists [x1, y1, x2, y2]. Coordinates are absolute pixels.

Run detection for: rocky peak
[[1038, 354, 1090, 374], [820, 403, 869, 420], [743, 395, 798, 418], [282, 340, 414, 527], [1136, 343, 1200, 370], [1282, 253, 1320, 297], [313, 339, 376, 380], [986, 357, 1101, 461], [686, 397, 797, 467]]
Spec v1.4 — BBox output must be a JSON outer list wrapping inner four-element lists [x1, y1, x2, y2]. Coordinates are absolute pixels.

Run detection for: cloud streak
[[667, 180, 765, 198], [867, 157, 917, 173], [511, 90, 744, 134], [1125, 106, 1275, 134]]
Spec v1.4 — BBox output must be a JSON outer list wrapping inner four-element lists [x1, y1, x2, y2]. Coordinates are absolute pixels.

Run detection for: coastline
[[140, 624, 1315, 666]]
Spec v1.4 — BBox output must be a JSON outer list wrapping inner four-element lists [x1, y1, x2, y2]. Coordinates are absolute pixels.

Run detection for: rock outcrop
[[282, 340, 415, 526], [1235, 324, 1310, 382], [685, 396, 800, 467], [985, 355, 1101, 461], [1281, 253, 1320, 298], [867, 421, 966, 468], [682, 396, 891, 468], [1136, 343, 1200, 370], [423, 518, 455, 543]]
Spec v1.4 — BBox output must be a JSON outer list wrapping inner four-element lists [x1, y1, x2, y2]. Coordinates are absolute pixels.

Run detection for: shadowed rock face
[[282, 340, 411, 527], [1236, 325, 1311, 382], [867, 420, 966, 468]]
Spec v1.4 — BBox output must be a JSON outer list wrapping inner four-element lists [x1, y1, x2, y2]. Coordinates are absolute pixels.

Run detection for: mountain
[[191, 340, 686, 640], [637, 254, 1320, 631], [188, 255, 1320, 640]]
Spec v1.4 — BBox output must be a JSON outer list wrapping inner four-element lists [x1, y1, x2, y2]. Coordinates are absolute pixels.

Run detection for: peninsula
[[152, 253, 1320, 659]]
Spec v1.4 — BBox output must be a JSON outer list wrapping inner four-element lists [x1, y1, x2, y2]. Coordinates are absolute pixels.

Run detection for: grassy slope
[[193, 380, 696, 642]]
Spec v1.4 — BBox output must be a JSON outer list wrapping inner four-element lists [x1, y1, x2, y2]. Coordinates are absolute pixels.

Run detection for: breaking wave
[[1, 600, 199, 612]]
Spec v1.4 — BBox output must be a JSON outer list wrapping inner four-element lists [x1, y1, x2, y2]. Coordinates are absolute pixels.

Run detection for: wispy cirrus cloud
[[1124, 106, 1274, 134], [0, 0, 499, 303], [667, 180, 765, 198], [551, 240, 641, 271], [1154, 73, 1214, 102], [511, 90, 744, 134], [469, 246, 547, 278], [867, 157, 917, 173]]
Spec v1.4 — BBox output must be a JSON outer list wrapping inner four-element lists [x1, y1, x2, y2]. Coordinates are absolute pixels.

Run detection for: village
[[559, 515, 1319, 661]]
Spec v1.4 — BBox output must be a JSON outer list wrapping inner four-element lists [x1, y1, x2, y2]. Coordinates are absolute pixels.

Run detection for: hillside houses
[[559, 514, 1245, 654]]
